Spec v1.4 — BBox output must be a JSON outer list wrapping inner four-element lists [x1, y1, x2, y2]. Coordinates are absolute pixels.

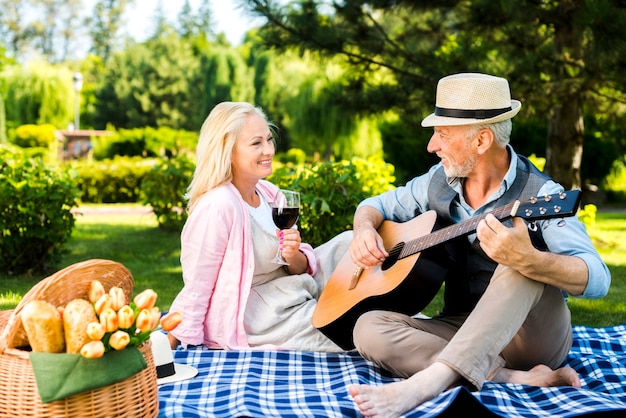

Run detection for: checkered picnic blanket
[[158, 325, 626, 417]]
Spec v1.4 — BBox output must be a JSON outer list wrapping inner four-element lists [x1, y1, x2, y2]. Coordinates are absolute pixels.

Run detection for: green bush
[[92, 127, 197, 160], [141, 155, 195, 231], [269, 156, 395, 247], [139, 152, 395, 242], [604, 160, 626, 203], [71, 156, 155, 203], [0, 146, 79, 275], [10, 124, 57, 148]]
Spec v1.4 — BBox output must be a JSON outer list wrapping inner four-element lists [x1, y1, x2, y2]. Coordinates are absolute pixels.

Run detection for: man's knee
[[353, 310, 395, 359]]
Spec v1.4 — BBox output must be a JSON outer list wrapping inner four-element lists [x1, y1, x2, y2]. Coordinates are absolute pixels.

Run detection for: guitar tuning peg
[[530, 196, 537, 204], [544, 194, 552, 202], [559, 191, 567, 200]]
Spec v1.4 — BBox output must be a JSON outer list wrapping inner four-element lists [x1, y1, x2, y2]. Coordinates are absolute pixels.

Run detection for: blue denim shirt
[[357, 145, 610, 299]]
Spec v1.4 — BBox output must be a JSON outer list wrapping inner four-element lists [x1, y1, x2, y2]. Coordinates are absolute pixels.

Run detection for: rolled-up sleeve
[[537, 183, 611, 299], [357, 166, 436, 222]]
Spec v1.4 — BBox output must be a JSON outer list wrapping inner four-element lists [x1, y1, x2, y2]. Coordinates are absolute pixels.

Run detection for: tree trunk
[[545, 95, 584, 191], [544, 0, 584, 191]]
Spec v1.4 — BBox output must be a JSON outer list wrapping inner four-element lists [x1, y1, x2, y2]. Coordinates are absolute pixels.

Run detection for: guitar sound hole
[[382, 242, 404, 271]]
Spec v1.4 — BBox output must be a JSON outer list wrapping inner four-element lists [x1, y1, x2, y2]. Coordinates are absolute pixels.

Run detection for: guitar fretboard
[[399, 202, 516, 258]]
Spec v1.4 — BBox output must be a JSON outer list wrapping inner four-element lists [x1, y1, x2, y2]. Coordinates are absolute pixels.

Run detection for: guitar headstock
[[511, 189, 582, 221]]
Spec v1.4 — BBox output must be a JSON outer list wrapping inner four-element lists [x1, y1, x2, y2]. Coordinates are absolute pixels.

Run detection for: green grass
[[1, 206, 182, 312], [1, 206, 626, 328]]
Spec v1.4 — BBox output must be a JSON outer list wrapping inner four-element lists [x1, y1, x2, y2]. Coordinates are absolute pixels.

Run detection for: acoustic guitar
[[312, 190, 582, 350]]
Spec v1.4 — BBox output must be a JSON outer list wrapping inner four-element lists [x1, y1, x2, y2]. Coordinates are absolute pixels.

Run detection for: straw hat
[[150, 331, 198, 385], [421, 73, 521, 127]]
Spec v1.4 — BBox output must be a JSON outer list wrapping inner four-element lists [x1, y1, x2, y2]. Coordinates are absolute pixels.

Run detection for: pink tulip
[[133, 289, 158, 310], [81, 340, 105, 358], [94, 294, 112, 316], [86, 321, 105, 341], [100, 308, 118, 333], [135, 309, 152, 333], [88, 280, 106, 304], [109, 286, 127, 311], [117, 305, 135, 329], [160, 311, 182, 332], [109, 330, 130, 350]]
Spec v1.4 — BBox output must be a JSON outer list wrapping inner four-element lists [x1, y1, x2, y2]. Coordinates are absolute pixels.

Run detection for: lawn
[[1, 206, 182, 312], [1, 205, 625, 328]]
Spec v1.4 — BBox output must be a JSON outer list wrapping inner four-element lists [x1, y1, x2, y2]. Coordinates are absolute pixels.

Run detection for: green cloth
[[29, 347, 147, 403]]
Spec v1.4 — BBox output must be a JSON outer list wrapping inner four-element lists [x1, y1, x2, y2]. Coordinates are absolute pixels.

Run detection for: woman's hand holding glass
[[276, 228, 302, 263], [270, 190, 300, 265]]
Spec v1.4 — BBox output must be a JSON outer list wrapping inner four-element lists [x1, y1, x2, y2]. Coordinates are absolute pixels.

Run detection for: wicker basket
[[0, 259, 159, 418]]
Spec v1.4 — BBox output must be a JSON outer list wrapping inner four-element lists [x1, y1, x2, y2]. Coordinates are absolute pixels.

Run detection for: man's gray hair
[[466, 119, 512, 147]]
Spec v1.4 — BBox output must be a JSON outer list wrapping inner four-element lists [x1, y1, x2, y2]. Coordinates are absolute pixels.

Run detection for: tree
[[245, 0, 626, 190], [93, 31, 208, 130], [202, 45, 255, 112], [0, 62, 73, 128], [0, 93, 6, 142], [86, 0, 133, 62], [0, 0, 30, 58]]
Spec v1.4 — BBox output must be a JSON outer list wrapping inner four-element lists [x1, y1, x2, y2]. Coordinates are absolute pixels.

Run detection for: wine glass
[[270, 190, 300, 265]]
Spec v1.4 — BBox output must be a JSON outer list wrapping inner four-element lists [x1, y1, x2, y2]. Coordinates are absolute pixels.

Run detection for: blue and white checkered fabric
[[158, 325, 626, 417]]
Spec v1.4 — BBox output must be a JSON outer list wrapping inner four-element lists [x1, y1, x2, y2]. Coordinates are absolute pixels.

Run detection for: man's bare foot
[[348, 362, 456, 418], [494, 364, 581, 388]]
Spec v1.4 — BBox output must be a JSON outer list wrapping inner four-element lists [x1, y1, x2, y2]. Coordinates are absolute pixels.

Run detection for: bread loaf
[[63, 298, 97, 354], [20, 300, 66, 353]]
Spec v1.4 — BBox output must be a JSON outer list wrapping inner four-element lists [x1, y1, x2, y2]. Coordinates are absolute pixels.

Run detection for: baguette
[[20, 300, 66, 353], [63, 298, 97, 354]]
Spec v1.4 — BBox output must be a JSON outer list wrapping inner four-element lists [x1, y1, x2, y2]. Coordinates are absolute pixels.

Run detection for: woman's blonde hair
[[185, 102, 270, 213]]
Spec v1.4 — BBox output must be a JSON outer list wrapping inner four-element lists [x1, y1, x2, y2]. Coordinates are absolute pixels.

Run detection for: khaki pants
[[352, 264, 573, 389]]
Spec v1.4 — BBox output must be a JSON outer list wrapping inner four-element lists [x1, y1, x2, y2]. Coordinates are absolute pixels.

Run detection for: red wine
[[272, 207, 299, 229]]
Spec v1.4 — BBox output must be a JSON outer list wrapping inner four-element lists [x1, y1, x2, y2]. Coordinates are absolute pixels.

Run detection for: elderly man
[[347, 73, 610, 417]]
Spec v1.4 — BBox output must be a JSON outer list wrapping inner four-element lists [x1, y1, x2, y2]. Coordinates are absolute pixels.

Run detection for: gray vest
[[427, 154, 551, 314]]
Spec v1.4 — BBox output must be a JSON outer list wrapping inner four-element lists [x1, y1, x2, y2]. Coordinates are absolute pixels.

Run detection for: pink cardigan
[[168, 180, 317, 349]]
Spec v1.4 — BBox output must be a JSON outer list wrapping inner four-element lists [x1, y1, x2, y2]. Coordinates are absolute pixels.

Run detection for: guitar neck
[[401, 201, 517, 258]]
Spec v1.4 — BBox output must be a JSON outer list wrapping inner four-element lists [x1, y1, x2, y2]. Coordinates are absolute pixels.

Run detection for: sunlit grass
[[1, 206, 182, 312]]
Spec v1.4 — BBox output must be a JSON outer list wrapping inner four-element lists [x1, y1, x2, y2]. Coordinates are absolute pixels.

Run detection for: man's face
[[426, 125, 478, 178]]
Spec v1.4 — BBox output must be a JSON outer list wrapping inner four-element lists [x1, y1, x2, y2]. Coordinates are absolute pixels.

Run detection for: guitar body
[[313, 211, 448, 350]]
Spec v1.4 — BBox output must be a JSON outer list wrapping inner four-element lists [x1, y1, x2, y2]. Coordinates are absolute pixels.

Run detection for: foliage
[[71, 156, 155, 203], [0, 62, 73, 128], [10, 124, 57, 148], [0, 145, 79, 275], [0, 93, 6, 143], [247, 0, 626, 190], [603, 160, 626, 203], [86, 0, 133, 62], [578, 204, 597, 230], [269, 156, 395, 247], [202, 45, 255, 110], [92, 126, 198, 160], [378, 116, 438, 184], [141, 155, 195, 232], [582, 116, 623, 186], [93, 31, 206, 130]]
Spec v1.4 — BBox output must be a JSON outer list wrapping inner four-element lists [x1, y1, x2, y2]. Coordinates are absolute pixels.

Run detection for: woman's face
[[231, 114, 275, 184]]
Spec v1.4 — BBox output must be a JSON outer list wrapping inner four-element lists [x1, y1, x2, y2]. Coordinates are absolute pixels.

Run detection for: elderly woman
[[167, 102, 350, 352]]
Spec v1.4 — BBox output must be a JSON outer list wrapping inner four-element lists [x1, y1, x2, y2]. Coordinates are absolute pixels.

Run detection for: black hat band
[[435, 106, 512, 119], [156, 361, 176, 378]]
